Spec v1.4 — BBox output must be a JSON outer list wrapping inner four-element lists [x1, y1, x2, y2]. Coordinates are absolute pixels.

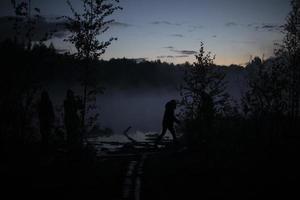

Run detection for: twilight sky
[[0, 0, 292, 65]]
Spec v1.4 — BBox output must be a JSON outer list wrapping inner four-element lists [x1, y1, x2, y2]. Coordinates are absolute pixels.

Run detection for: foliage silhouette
[[60, 0, 122, 138], [180, 42, 233, 147]]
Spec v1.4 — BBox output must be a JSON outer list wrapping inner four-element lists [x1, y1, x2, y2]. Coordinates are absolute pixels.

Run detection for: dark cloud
[[151, 21, 182, 26], [224, 21, 284, 32], [163, 46, 196, 56], [255, 23, 284, 32], [111, 21, 134, 28], [175, 55, 189, 58], [212, 35, 217, 38], [247, 23, 256, 27], [0, 16, 67, 41], [245, 22, 284, 32], [171, 49, 197, 55], [158, 47, 195, 59], [163, 46, 174, 49], [157, 55, 174, 59], [157, 55, 189, 59], [225, 22, 238, 27], [170, 34, 184, 38]]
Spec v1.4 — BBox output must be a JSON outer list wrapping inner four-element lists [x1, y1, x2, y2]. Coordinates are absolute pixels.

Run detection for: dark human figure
[[64, 89, 81, 149], [38, 90, 55, 149], [156, 100, 180, 145]]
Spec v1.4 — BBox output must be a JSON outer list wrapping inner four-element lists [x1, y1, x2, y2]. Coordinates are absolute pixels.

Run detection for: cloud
[[159, 47, 196, 59], [151, 21, 182, 26], [247, 23, 256, 27], [157, 55, 174, 59], [246, 22, 284, 32], [225, 22, 238, 27], [175, 55, 189, 58], [170, 34, 184, 38], [157, 55, 189, 59], [163, 46, 174, 49], [212, 35, 217, 38], [254, 23, 284, 32], [171, 49, 197, 55], [111, 21, 134, 28], [163, 46, 196, 56], [224, 21, 284, 32]]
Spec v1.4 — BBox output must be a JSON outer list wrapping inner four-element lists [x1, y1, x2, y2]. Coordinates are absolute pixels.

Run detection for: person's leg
[[156, 126, 167, 145], [168, 126, 177, 143]]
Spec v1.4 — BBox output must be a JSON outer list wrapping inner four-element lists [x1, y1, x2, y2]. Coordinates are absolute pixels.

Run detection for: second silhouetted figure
[[64, 89, 81, 149], [38, 90, 55, 149]]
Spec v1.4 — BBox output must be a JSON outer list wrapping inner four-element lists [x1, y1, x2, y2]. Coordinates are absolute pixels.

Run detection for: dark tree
[[241, 0, 300, 136], [180, 42, 230, 145], [10, 0, 51, 49], [279, 0, 300, 120], [243, 0, 300, 133], [242, 57, 288, 119], [61, 0, 122, 139]]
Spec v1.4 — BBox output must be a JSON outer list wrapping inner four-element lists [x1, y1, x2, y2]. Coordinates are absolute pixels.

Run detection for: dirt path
[[122, 153, 147, 200]]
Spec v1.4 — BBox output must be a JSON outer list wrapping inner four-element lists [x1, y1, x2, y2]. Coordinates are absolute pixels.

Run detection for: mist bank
[[44, 59, 247, 134], [1, 41, 249, 134]]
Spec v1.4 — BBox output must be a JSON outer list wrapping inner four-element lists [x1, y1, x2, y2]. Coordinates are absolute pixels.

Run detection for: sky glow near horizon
[[0, 0, 291, 65]]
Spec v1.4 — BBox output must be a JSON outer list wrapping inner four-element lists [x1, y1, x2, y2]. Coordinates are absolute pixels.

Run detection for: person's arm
[[172, 111, 180, 124]]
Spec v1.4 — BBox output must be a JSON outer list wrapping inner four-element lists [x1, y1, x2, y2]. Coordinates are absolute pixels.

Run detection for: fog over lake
[[97, 89, 180, 134], [48, 65, 246, 136], [48, 84, 181, 134]]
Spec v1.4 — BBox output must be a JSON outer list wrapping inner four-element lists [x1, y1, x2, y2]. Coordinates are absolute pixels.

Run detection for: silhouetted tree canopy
[[60, 0, 122, 135]]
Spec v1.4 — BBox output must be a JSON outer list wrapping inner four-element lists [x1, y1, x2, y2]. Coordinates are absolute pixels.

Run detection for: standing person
[[156, 100, 180, 145], [64, 89, 81, 149], [38, 90, 55, 149]]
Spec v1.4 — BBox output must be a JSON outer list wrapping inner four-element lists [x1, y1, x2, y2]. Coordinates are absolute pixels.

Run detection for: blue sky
[[0, 0, 292, 65]]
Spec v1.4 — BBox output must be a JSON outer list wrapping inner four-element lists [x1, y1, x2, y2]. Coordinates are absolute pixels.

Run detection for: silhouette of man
[[156, 100, 180, 145], [64, 89, 81, 149], [38, 90, 55, 149]]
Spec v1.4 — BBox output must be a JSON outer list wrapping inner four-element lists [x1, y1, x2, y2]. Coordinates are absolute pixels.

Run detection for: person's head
[[166, 99, 177, 110]]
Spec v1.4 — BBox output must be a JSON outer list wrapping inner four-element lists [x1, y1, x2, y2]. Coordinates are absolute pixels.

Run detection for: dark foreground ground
[[1, 138, 300, 199]]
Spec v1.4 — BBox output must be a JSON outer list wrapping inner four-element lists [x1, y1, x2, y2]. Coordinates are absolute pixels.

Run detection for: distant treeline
[[0, 39, 247, 91]]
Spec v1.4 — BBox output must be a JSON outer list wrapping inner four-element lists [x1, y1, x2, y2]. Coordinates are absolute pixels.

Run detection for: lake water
[[97, 89, 180, 134], [49, 85, 180, 134]]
